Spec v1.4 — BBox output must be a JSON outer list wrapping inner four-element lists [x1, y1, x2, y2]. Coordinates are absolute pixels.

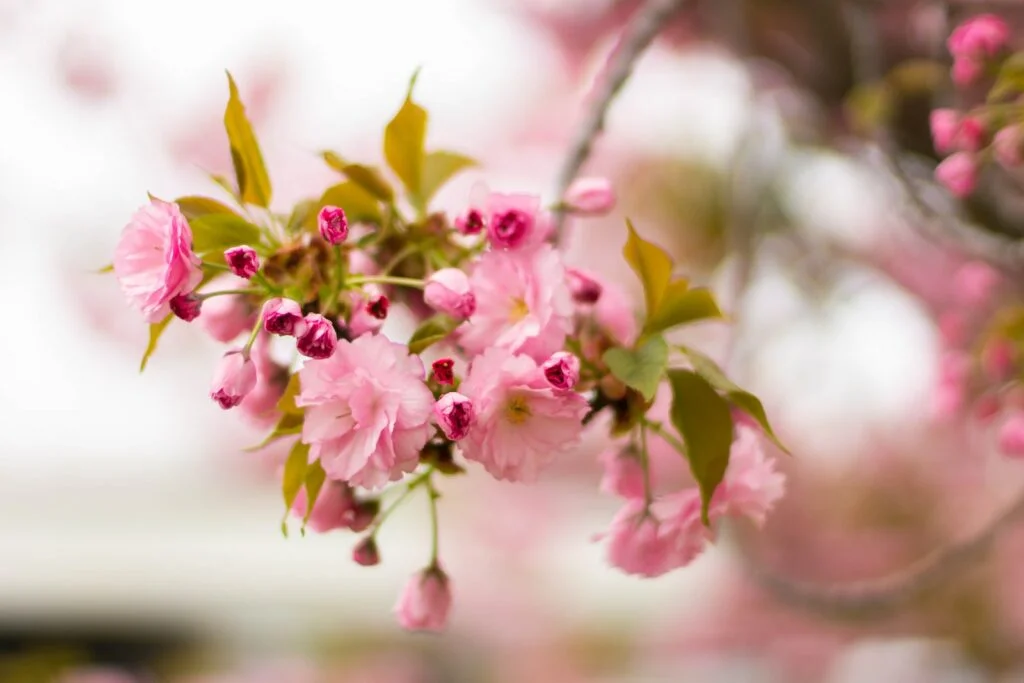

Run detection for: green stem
[[241, 315, 263, 358], [199, 289, 259, 300], [426, 472, 440, 567], [201, 261, 231, 272], [368, 467, 434, 538], [639, 423, 653, 509], [381, 241, 426, 276], [347, 275, 425, 290], [252, 271, 282, 295], [320, 245, 347, 314], [644, 419, 686, 456]]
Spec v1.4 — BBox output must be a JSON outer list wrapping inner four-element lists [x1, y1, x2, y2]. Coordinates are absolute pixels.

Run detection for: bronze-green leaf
[[667, 368, 734, 525], [281, 440, 310, 536], [175, 195, 240, 221], [311, 182, 382, 227], [682, 346, 788, 454], [990, 53, 1024, 103], [383, 76, 428, 198], [97, 263, 113, 274], [139, 315, 172, 372], [277, 373, 302, 415], [189, 213, 263, 254], [335, 159, 395, 203], [602, 334, 668, 401], [408, 314, 459, 354], [644, 283, 723, 334], [301, 459, 326, 530], [623, 219, 673, 318], [285, 199, 317, 235], [224, 72, 272, 207], [244, 412, 303, 453], [417, 150, 476, 211]]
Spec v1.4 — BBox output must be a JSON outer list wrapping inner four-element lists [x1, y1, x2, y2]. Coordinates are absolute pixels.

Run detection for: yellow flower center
[[509, 297, 529, 323], [504, 395, 532, 425]]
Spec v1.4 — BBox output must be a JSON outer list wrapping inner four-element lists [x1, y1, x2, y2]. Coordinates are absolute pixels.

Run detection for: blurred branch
[[732, 487, 1024, 618], [552, 0, 692, 243]]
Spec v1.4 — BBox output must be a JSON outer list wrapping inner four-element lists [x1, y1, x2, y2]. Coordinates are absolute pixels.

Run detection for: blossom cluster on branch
[[105, 71, 785, 632]]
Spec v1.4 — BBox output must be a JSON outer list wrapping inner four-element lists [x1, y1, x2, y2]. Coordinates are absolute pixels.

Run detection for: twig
[[551, 0, 692, 243]]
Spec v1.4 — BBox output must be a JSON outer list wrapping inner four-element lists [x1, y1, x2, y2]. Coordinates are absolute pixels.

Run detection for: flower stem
[[368, 466, 434, 538], [241, 315, 263, 358], [199, 289, 259, 300], [644, 419, 686, 456], [639, 422, 653, 509], [426, 472, 440, 567], [347, 275, 425, 290], [321, 245, 347, 314], [201, 261, 231, 272]]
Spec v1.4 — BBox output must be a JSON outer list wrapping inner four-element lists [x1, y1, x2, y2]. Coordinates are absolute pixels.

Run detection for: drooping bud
[[432, 358, 455, 386], [566, 267, 603, 305], [366, 293, 390, 320], [455, 208, 486, 235], [935, 152, 978, 198], [224, 245, 260, 279], [318, 205, 349, 245], [542, 352, 580, 391], [296, 313, 338, 359], [262, 297, 306, 337], [930, 109, 959, 155], [424, 268, 476, 319], [434, 392, 475, 441], [210, 351, 257, 409], [948, 14, 1009, 61], [563, 177, 616, 216], [394, 565, 453, 633], [169, 292, 202, 321], [353, 536, 380, 566]]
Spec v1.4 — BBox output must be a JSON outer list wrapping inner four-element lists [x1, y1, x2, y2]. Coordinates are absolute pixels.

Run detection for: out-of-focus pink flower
[[995, 125, 1024, 169], [210, 351, 257, 409], [999, 411, 1024, 457], [599, 445, 645, 499], [935, 152, 978, 198], [262, 297, 306, 336], [459, 348, 588, 482], [348, 499, 379, 532], [485, 192, 549, 250], [713, 426, 786, 526], [563, 176, 616, 215], [348, 289, 386, 337], [952, 57, 983, 87], [394, 566, 452, 632], [938, 311, 967, 346], [566, 267, 603, 304], [460, 244, 573, 362], [954, 260, 1000, 307], [930, 109, 959, 154], [948, 14, 1009, 61], [957, 116, 986, 152], [297, 334, 433, 488], [432, 358, 455, 385], [455, 208, 486, 235], [296, 313, 338, 359], [593, 275, 639, 346], [113, 200, 202, 322], [541, 351, 580, 391], [353, 536, 380, 566], [291, 480, 357, 533], [200, 292, 255, 343], [603, 493, 708, 577], [318, 205, 348, 244], [983, 338, 1016, 381], [424, 268, 476, 319], [169, 292, 202, 321], [932, 350, 972, 419], [224, 245, 260, 279], [974, 393, 1001, 423], [434, 392, 475, 441]]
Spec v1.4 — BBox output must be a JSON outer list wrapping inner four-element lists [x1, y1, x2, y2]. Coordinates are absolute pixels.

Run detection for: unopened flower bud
[[169, 292, 202, 321], [566, 268, 603, 305], [948, 14, 1009, 61], [432, 358, 455, 385], [994, 125, 1024, 169], [935, 152, 978, 198], [424, 268, 476, 319], [366, 293, 390, 320], [394, 565, 452, 632], [455, 208, 486, 235], [318, 205, 349, 245], [434, 392, 475, 441], [296, 313, 338, 359], [353, 536, 380, 566], [542, 352, 580, 391], [210, 351, 257, 409], [262, 297, 306, 337], [224, 245, 260, 279], [930, 109, 959, 155], [563, 177, 616, 216]]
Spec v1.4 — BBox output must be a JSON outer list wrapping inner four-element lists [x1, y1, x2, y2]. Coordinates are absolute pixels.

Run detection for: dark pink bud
[[433, 392, 475, 441], [210, 351, 257, 409], [994, 125, 1024, 169], [296, 313, 338, 359], [432, 358, 455, 385], [956, 116, 985, 153], [224, 245, 260, 279], [353, 536, 380, 566], [455, 208, 486, 235], [262, 297, 306, 337], [318, 205, 349, 245], [487, 208, 533, 249], [169, 293, 202, 321], [542, 352, 580, 391], [930, 109, 959, 155], [348, 499, 379, 533], [366, 294, 390, 320], [566, 267, 603, 304]]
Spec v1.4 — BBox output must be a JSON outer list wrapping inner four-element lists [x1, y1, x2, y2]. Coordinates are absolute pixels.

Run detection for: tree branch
[[552, 0, 692, 243]]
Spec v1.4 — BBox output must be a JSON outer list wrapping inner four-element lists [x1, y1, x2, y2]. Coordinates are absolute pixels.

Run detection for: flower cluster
[[107, 73, 785, 632]]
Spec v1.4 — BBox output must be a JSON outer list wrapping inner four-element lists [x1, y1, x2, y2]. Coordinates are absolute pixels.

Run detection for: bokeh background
[[3, 0, 1024, 680]]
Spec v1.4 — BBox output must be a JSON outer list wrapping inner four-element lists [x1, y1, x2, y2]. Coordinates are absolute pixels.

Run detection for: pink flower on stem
[[948, 14, 1009, 61], [485, 193, 549, 250], [297, 334, 433, 488], [434, 392, 475, 441], [930, 109, 959, 154], [956, 116, 986, 152], [713, 426, 786, 526], [424, 268, 476, 319], [394, 566, 452, 632], [935, 152, 978, 198], [210, 351, 258, 409], [566, 267, 603, 305], [999, 411, 1024, 458], [563, 177, 616, 216], [994, 125, 1024, 169], [348, 289, 386, 338], [224, 245, 260, 279], [455, 208, 486, 235], [952, 57, 983, 87], [541, 351, 580, 391], [599, 445, 645, 499], [432, 358, 455, 385], [262, 298, 306, 336], [603, 492, 708, 577], [318, 205, 348, 244], [459, 348, 589, 482], [291, 480, 357, 533], [296, 313, 338, 359], [169, 293, 201, 321], [459, 244, 573, 362], [113, 199, 202, 322]]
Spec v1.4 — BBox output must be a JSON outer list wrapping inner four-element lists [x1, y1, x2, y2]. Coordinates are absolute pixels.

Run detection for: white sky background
[[0, 0, 950, 658]]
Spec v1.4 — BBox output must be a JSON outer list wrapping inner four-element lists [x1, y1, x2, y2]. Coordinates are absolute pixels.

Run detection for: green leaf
[[623, 219, 673, 318], [383, 75, 428, 199], [408, 314, 459, 354], [285, 199, 317, 234], [681, 346, 788, 454], [301, 459, 326, 530], [416, 150, 476, 210], [667, 369, 734, 525], [990, 53, 1024, 103], [175, 195, 240, 221], [280, 440, 310, 536], [189, 213, 263, 255], [311, 182, 383, 227], [320, 153, 395, 203], [844, 83, 892, 136], [602, 335, 669, 401], [244, 412, 303, 453], [644, 283, 723, 334], [224, 72, 272, 207], [139, 315, 172, 372]]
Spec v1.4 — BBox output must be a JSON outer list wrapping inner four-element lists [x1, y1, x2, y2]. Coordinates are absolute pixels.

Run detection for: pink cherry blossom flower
[[459, 244, 573, 362], [713, 426, 785, 526], [262, 297, 306, 336], [394, 566, 452, 632], [935, 152, 978, 198], [563, 176, 616, 215], [291, 479, 357, 533], [434, 392, 475, 441], [318, 205, 348, 244], [566, 267, 603, 304], [297, 334, 434, 488], [348, 288, 386, 338], [994, 125, 1024, 169], [210, 351, 258, 409], [432, 358, 455, 385], [599, 445, 645, 499], [541, 351, 580, 391], [956, 116, 986, 152], [485, 192, 550, 250], [459, 348, 589, 482], [930, 109, 959, 154], [953, 260, 1000, 307], [113, 199, 202, 322], [296, 313, 338, 359], [948, 14, 1009, 61], [199, 292, 255, 343], [999, 411, 1024, 458], [603, 492, 709, 577], [169, 293, 201, 321], [224, 245, 260, 279], [454, 208, 486, 235], [424, 268, 476, 319], [366, 293, 390, 320], [952, 57, 983, 87]]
